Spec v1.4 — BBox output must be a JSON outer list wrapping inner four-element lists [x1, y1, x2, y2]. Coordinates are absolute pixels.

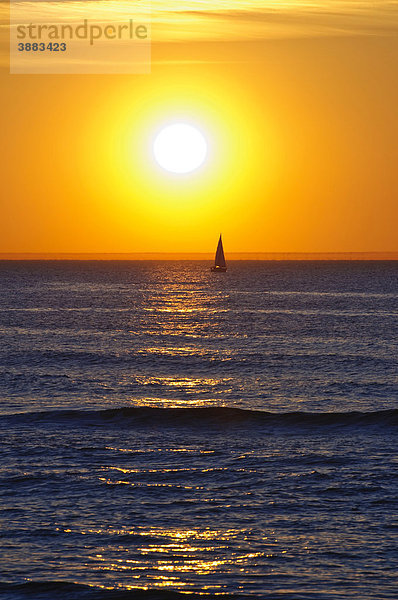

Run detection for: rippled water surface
[[0, 261, 397, 599]]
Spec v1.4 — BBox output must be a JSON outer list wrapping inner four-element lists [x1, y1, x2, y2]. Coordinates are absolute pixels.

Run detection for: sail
[[214, 235, 226, 268]]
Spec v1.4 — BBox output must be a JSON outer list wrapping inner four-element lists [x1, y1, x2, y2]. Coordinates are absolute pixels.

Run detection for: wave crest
[[2, 406, 397, 429], [0, 581, 246, 600]]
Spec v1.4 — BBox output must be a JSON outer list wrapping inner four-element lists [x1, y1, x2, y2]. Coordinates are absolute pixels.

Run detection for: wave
[[1, 406, 397, 430], [0, 581, 251, 600], [0, 580, 329, 599]]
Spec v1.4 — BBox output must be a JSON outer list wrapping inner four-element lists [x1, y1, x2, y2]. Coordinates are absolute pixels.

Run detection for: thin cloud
[[149, 1, 398, 41]]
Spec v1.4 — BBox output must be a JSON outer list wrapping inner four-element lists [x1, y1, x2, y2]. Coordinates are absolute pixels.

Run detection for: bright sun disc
[[153, 123, 207, 174]]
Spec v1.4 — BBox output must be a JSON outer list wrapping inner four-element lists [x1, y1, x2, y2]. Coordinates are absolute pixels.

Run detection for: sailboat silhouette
[[211, 234, 227, 272]]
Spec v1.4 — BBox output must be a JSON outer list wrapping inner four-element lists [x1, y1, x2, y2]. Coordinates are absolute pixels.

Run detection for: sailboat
[[211, 234, 227, 272]]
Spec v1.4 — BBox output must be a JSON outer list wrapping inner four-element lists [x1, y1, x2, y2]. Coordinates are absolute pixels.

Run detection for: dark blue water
[[0, 261, 397, 600]]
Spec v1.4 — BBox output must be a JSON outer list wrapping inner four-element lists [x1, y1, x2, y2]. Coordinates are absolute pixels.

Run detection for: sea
[[0, 260, 397, 600]]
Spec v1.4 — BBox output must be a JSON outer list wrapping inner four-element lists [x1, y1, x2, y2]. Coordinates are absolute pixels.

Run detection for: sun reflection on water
[[79, 278, 254, 590], [121, 281, 234, 408], [82, 526, 264, 591]]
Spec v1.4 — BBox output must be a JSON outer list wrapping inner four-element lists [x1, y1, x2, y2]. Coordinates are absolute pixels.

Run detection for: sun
[[153, 123, 208, 174]]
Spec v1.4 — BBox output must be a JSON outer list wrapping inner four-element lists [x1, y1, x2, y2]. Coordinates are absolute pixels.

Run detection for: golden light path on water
[[117, 280, 236, 408], [66, 525, 268, 591], [61, 277, 263, 591]]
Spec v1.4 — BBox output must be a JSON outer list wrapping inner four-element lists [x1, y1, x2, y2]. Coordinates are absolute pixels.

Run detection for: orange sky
[[1, 2, 398, 253]]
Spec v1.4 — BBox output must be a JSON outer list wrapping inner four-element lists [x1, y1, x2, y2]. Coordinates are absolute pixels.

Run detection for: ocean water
[[0, 260, 397, 600]]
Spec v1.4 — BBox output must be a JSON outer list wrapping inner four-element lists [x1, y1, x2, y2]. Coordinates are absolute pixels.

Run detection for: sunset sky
[[1, 1, 398, 253]]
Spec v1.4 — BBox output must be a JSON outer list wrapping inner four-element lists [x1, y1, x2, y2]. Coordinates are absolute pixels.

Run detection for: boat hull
[[211, 266, 227, 272]]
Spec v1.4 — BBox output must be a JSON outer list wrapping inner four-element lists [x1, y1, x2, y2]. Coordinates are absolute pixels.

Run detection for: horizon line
[[1, 252, 398, 261]]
